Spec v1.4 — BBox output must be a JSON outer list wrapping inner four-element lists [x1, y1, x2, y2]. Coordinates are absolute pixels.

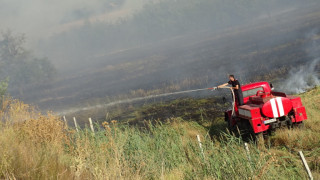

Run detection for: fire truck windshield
[[243, 87, 264, 98]]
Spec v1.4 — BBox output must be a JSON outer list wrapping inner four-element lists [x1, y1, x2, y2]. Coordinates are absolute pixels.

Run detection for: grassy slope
[[0, 87, 319, 179], [270, 87, 320, 178]]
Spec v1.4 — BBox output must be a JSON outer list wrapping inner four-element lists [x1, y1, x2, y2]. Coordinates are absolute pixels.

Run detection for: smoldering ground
[[280, 29, 320, 93]]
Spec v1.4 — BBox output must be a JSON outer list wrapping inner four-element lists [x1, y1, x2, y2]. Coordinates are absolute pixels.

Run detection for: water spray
[[60, 86, 235, 115]]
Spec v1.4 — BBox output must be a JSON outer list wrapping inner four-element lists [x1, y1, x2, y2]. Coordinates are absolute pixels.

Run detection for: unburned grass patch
[[0, 87, 319, 179]]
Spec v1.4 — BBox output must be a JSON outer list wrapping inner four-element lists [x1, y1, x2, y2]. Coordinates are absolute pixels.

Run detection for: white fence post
[[244, 143, 252, 162], [63, 116, 68, 126], [106, 112, 109, 120], [244, 143, 253, 173], [73, 117, 79, 132], [196, 135, 205, 158], [299, 151, 313, 180], [89, 118, 95, 134]]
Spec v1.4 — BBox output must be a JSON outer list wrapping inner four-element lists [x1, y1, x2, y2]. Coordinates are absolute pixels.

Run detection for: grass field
[[0, 86, 319, 179]]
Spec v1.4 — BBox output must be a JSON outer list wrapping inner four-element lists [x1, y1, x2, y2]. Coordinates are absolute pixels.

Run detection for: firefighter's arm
[[217, 83, 228, 88]]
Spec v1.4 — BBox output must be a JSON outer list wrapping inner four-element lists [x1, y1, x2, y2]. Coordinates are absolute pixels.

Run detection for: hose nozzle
[[208, 87, 218, 91]]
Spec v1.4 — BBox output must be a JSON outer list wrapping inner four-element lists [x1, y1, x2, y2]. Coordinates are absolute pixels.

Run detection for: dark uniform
[[228, 80, 244, 106]]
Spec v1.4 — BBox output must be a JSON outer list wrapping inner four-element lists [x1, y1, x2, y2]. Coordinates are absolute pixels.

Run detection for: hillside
[[1, 0, 319, 179], [12, 1, 320, 114], [0, 86, 319, 179]]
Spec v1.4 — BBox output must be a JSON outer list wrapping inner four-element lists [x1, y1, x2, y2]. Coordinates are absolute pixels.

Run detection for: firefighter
[[216, 75, 244, 106]]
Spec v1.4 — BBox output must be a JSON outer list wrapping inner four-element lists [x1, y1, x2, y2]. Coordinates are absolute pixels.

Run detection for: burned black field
[[15, 3, 320, 116], [64, 96, 230, 130]]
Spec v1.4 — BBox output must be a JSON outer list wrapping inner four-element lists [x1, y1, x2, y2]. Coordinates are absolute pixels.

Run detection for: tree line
[[0, 30, 56, 96]]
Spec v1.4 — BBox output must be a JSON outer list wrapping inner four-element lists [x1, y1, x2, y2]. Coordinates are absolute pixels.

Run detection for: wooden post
[[63, 116, 68, 127], [299, 151, 313, 180], [89, 118, 95, 134], [73, 117, 79, 132], [106, 112, 109, 120], [196, 135, 205, 158]]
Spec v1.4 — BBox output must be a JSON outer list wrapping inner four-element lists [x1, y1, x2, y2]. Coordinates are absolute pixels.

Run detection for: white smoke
[[282, 29, 320, 94], [0, 0, 149, 48], [283, 59, 319, 93]]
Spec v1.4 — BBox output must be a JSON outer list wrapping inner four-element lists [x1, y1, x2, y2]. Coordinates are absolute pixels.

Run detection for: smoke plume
[[281, 29, 320, 93]]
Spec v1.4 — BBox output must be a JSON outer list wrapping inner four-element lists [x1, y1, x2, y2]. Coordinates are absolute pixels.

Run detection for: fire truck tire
[[225, 115, 235, 133], [255, 133, 265, 147], [227, 118, 233, 131], [234, 119, 252, 138]]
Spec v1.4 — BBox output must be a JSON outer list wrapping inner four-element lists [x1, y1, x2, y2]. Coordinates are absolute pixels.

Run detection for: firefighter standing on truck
[[215, 75, 244, 106]]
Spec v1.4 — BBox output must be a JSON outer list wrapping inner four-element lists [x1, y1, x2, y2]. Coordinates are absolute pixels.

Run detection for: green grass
[[56, 119, 308, 179], [0, 87, 319, 179]]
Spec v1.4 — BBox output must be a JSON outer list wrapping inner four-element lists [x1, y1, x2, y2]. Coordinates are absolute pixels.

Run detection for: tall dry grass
[[0, 87, 319, 179], [271, 87, 320, 148], [270, 87, 320, 179], [0, 97, 72, 179]]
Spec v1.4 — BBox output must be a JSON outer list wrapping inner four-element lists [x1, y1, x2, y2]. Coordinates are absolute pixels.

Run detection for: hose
[[209, 87, 236, 116], [222, 87, 235, 116], [230, 88, 235, 117]]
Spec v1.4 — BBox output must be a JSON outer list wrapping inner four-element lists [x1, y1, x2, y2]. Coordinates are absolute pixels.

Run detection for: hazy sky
[[0, 0, 149, 47]]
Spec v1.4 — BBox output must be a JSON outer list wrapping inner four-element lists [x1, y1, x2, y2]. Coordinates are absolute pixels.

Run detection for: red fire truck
[[225, 82, 307, 137]]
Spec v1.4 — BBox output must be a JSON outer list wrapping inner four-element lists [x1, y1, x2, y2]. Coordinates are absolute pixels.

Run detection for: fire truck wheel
[[227, 118, 232, 131], [225, 115, 235, 133], [255, 133, 265, 147]]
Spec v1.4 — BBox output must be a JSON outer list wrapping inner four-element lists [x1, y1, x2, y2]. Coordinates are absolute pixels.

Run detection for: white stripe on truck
[[270, 98, 279, 118], [276, 97, 285, 117]]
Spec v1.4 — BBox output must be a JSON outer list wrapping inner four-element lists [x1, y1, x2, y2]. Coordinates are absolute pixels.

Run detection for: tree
[[0, 77, 9, 96], [0, 30, 56, 95]]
